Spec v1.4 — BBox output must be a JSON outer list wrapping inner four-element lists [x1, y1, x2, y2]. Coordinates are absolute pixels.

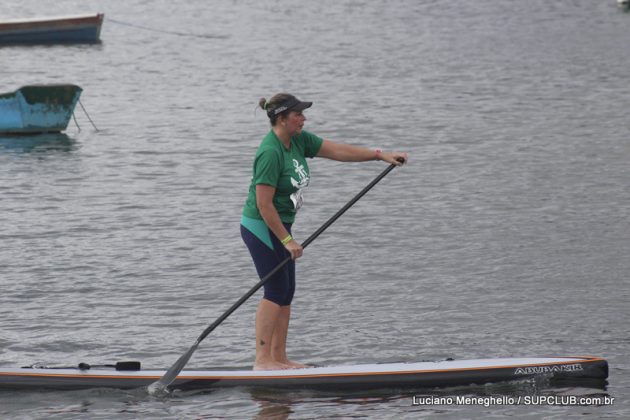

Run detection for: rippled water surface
[[1, 0, 629, 418]]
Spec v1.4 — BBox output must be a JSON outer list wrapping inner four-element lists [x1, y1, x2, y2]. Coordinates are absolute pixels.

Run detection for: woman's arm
[[256, 184, 303, 260], [316, 139, 407, 165]]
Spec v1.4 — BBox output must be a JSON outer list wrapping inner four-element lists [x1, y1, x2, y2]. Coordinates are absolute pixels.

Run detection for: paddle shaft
[[195, 161, 400, 344], [150, 160, 402, 393]]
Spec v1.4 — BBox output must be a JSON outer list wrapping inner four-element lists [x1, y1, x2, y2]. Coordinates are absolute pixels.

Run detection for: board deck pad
[[0, 356, 608, 391]]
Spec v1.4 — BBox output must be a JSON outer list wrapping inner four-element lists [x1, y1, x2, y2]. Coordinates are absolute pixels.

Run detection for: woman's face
[[282, 110, 306, 135]]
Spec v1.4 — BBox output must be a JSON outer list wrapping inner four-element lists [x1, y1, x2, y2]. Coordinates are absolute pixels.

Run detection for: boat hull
[[0, 356, 608, 391], [0, 13, 103, 44], [0, 85, 82, 134]]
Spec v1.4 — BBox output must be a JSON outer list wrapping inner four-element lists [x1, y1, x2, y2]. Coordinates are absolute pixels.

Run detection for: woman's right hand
[[285, 239, 303, 260]]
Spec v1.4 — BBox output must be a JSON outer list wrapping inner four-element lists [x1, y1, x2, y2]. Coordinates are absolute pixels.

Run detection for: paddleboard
[[0, 356, 607, 391]]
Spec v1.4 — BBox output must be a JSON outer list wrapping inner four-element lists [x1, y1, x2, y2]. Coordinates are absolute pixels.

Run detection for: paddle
[[148, 159, 404, 395]]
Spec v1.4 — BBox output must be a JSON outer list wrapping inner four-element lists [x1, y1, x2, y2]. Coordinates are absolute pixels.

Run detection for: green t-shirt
[[243, 129, 323, 224]]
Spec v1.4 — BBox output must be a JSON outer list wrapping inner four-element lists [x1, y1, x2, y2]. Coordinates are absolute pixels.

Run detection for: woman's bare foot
[[286, 360, 310, 369], [274, 359, 309, 369], [253, 359, 292, 371]]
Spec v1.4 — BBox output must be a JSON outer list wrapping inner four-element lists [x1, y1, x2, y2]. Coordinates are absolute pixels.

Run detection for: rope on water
[[72, 111, 81, 132], [106, 17, 228, 40], [78, 99, 99, 132]]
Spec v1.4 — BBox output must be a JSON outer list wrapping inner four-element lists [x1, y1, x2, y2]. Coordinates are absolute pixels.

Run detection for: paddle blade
[[147, 342, 199, 395]]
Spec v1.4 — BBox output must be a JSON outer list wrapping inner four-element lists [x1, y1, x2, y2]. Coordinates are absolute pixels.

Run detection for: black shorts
[[241, 223, 295, 306]]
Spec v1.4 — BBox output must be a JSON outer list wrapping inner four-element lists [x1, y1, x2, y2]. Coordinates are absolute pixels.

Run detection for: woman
[[241, 93, 407, 370]]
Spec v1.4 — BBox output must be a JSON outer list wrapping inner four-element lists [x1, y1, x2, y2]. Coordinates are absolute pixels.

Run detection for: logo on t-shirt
[[290, 159, 309, 210]]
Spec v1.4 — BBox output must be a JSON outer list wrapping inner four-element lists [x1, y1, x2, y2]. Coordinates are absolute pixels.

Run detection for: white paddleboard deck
[[0, 356, 607, 391]]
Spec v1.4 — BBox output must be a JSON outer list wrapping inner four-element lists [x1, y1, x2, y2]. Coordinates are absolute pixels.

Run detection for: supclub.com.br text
[[412, 395, 615, 407]]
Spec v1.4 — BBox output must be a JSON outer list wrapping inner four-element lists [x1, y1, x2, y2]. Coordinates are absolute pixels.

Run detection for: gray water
[[1, 0, 629, 418]]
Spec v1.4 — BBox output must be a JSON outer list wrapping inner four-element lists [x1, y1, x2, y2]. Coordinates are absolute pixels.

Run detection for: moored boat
[[0, 356, 608, 391], [0, 85, 82, 134], [0, 13, 104, 45]]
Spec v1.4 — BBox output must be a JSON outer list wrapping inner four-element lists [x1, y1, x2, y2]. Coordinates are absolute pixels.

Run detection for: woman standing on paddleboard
[[241, 93, 407, 370]]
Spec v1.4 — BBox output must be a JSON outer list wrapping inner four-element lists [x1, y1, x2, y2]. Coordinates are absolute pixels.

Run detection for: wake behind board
[[0, 356, 607, 391]]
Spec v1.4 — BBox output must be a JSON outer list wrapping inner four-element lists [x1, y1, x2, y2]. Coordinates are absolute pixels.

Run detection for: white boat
[[0, 13, 104, 44]]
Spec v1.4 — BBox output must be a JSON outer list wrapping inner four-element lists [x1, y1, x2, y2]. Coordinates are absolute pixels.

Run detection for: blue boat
[[0, 13, 104, 45], [0, 85, 82, 134]]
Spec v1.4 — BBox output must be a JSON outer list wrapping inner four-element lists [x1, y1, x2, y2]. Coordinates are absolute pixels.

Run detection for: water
[[1, 0, 629, 418]]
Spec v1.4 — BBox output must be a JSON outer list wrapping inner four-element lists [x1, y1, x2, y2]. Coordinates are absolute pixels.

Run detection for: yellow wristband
[[281, 234, 293, 245]]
